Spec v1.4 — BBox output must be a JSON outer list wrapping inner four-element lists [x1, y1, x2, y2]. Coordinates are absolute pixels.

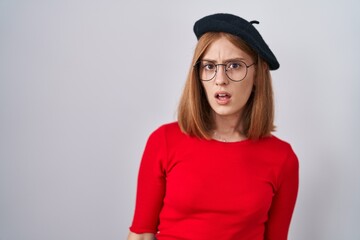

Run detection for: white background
[[1, 0, 359, 239]]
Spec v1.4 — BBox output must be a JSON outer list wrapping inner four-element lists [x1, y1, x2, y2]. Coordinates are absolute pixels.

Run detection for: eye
[[227, 62, 243, 70], [202, 62, 216, 71]]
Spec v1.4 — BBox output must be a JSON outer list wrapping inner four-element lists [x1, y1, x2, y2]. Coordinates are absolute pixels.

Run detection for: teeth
[[217, 93, 229, 98]]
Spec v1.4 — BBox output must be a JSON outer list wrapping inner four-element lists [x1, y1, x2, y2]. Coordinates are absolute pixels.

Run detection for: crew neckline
[[208, 137, 253, 145]]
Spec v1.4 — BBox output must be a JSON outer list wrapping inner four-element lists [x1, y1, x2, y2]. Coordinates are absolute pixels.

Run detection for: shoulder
[[255, 135, 298, 169], [269, 135, 299, 171], [150, 122, 183, 137], [261, 135, 291, 147], [256, 135, 295, 155], [144, 122, 188, 168], [157, 121, 182, 133], [142, 122, 182, 157], [147, 122, 185, 143]]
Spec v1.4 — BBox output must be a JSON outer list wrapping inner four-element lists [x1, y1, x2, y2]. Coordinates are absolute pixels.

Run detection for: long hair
[[177, 32, 275, 140]]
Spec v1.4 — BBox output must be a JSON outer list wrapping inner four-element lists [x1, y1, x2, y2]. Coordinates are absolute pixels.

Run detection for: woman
[[128, 13, 299, 240]]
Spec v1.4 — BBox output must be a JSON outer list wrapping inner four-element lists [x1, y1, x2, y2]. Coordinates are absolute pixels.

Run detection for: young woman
[[128, 13, 299, 240]]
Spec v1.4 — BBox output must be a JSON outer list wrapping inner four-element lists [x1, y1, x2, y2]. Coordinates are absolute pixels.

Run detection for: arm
[[128, 127, 167, 236], [127, 231, 155, 240], [265, 152, 299, 240]]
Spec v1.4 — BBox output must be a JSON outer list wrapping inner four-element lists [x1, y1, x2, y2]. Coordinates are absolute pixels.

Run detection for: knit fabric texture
[[130, 122, 298, 240]]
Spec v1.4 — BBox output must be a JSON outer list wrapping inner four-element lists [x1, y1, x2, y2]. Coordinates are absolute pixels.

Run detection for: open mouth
[[215, 92, 231, 100]]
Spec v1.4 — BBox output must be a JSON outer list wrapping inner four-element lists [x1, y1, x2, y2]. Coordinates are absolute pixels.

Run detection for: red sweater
[[130, 122, 299, 240]]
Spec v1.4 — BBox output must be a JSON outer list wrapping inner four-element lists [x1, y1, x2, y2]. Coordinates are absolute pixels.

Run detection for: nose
[[214, 64, 229, 85]]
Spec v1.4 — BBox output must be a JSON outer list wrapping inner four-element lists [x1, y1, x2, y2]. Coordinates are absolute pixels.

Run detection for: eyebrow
[[201, 57, 247, 63]]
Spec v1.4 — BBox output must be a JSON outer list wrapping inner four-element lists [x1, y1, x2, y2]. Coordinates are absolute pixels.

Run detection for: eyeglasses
[[194, 60, 256, 82]]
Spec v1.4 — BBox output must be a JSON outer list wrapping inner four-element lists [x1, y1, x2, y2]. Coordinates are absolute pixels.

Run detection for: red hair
[[177, 32, 275, 140]]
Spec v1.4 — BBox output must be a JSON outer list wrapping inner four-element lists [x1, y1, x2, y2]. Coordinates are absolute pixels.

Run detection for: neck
[[212, 112, 246, 142]]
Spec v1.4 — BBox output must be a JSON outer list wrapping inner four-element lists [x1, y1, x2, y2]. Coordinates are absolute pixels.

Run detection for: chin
[[209, 103, 244, 117], [212, 108, 241, 117]]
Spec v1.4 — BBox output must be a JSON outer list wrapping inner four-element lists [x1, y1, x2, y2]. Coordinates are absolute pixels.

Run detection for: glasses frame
[[194, 60, 256, 82]]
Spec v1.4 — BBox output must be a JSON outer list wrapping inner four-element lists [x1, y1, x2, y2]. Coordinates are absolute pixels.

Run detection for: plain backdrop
[[1, 0, 359, 239]]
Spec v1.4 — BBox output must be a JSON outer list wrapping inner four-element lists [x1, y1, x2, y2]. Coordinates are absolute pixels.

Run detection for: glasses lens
[[197, 60, 249, 81], [198, 61, 216, 81], [225, 61, 247, 81]]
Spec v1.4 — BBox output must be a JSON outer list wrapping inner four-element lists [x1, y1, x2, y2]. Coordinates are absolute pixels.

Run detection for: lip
[[214, 91, 232, 105]]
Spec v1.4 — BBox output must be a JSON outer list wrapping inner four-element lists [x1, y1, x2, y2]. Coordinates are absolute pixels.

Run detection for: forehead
[[202, 36, 251, 61]]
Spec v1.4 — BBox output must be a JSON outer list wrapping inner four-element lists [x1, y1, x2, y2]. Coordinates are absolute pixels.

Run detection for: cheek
[[234, 82, 254, 104], [243, 84, 254, 98], [242, 77, 255, 94]]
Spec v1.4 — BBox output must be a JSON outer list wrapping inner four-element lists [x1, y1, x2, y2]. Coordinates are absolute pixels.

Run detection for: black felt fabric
[[194, 13, 280, 70]]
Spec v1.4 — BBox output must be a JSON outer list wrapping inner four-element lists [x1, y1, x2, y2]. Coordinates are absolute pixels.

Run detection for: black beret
[[193, 13, 280, 70]]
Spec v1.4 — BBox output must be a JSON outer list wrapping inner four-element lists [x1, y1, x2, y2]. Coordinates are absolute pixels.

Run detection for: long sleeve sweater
[[130, 122, 299, 240]]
